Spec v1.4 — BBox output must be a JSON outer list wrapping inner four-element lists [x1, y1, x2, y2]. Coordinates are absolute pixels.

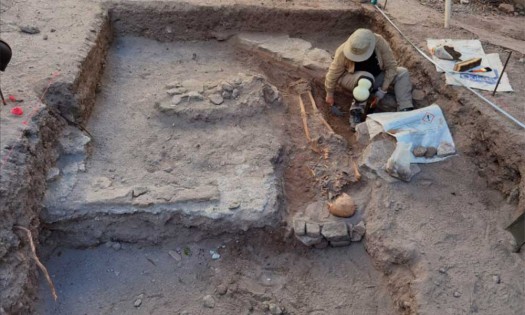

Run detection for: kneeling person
[[325, 28, 414, 129]]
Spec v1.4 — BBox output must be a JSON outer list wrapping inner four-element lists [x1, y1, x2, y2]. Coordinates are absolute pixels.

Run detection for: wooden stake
[[298, 95, 312, 142], [444, 0, 452, 28], [14, 226, 58, 301], [307, 91, 335, 134]]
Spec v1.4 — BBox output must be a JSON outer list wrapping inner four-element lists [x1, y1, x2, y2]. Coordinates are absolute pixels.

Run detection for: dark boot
[[349, 108, 363, 131]]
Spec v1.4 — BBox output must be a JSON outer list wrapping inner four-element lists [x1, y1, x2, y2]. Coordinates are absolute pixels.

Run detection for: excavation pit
[[1, 2, 522, 315]]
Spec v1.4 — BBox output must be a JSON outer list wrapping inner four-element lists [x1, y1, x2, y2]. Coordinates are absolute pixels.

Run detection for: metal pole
[[492, 51, 512, 96], [384, 0, 388, 10], [0, 86, 6, 105], [444, 0, 452, 28]]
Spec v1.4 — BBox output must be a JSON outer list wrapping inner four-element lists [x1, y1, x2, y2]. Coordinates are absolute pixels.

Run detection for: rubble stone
[[499, 3, 514, 13], [46, 167, 60, 181], [293, 219, 306, 236], [351, 221, 366, 242], [203, 295, 215, 308], [321, 222, 350, 241], [295, 234, 323, 247], [437, 142, 455, 157], [167, 87, 187, 96], [172, 95, 183, 105], [305, 222, 320, 237], [208, 94, 224, 105]]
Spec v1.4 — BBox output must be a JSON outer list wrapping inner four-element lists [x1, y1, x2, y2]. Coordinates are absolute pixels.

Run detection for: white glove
[[375, 88, 387, 100]]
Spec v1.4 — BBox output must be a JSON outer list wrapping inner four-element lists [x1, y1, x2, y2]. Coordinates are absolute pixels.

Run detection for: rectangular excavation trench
[[30, 3, 524, 315]]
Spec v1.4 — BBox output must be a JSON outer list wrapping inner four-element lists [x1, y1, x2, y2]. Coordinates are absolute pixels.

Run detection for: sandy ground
[[0, 0, 524, 314]]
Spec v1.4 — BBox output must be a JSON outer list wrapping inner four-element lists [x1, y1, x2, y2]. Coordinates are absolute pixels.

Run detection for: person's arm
[[325, 45, 347, 101], [376, 35, 398, 91]]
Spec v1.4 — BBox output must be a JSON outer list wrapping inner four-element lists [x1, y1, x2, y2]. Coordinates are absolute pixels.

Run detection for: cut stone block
[[321, 222, 350, 241], [293, 219, 306, 236], [305, 222, 321, 237]]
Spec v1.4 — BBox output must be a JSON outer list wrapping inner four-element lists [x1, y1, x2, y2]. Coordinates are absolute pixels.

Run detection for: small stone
[[217, 284, 228, 295], [46, 167, 60, 181], [203, 295, 215, 308], [351, 221, 366, 242], [232, 88, 240, 99], [321, 222, 350, 241], [210, 250, 221, 260], [134, 298, 142, 307], [413, 146, 427, 157], [165, 81, 182, 89], [293, 219, 306, 236], [263, 84, 280, 104], [493, 275, 501, 284], [172, 95, 183, 105], [50, 28, 56, 33], [412, 89, 426, 101], [305, 222, 320, 237], [222, 91, 232, 99], [269, 303, 283, 315], [330, 240, 351, 247], [460, 0, 469, 4], [437, 142, 455, 157], [439, 268, 447, 274], [20, 26, 40, 34], [209, 94, 224, 105], [43, 34, 48, 40], [221, 81, 234, 92], [167, 87, 188, 96], [112, 242, 122, 250], [499, 3, 514, 14], [187, 91, 204, 101], [168, 250, 182, 261], [453, 291, 461, 298], [132, 186, 149, 198], [425, 147, 437, 158], [233, 77, 243, 85]]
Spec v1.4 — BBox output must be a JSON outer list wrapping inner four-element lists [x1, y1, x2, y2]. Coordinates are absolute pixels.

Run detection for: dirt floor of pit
[[36, 232, 394, 315]]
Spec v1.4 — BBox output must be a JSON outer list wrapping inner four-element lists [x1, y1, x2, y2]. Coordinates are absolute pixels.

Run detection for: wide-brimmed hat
[[343, 29, 376, 62]]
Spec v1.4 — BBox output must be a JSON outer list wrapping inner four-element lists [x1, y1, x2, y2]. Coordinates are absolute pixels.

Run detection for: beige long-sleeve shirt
[[325, 34, 398, 97]]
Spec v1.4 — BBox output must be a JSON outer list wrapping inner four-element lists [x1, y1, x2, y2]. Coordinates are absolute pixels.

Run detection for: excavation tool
[[506, 212, 525, 249], [0, 39, 13, 105]]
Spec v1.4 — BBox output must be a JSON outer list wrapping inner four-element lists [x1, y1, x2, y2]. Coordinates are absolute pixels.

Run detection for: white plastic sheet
[[366, 104, 456, 164], [427, 39, 513, 92]]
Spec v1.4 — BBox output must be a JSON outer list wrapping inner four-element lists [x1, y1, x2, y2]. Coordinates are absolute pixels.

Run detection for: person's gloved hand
[[375, 88, 387, 100]]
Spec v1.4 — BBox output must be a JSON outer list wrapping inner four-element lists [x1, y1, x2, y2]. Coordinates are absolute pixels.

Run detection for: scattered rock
[[232, 88, 240, 99], [216, 284, 228, 295], [305, 222, 321, 237], [425, 146, 437, 158], [351, 221, 366, 242], [132, 186, 149, 198], [112, 242, 122, 250], [328, 193, 357, 218], [413, 146, 427, 157], [437, 142, 455, 157], [460, 0, 469, 4], [167, 87, 188, 96], [210, 250, 221, 260], [439, 268, 447, 274], [203, 295, 215, 308], [321, 222, 350, 241], [165, 81, 182, 89], [155, 101, 177, 114], [221, 81, 234, 92], [209, 94, 224, 105], [19, 26, 40, 34], [186, 91, 204, 101], [43, 34, 48, 40], [355, 122, 370, 145], [293, 219, 306, 236], [412, 89, 426, 101], [269, 303, 283, 315], [263, 84, 280, 104], [453, 291, 461, 298], [499, 3, 514, 14], [171, 95, 182, 105], [168, 250, 182, 261], [493, 275, 501, 284], [134, 294, 144, 307], [46, 167, 60, 181], [222, 91, 232, 99]]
